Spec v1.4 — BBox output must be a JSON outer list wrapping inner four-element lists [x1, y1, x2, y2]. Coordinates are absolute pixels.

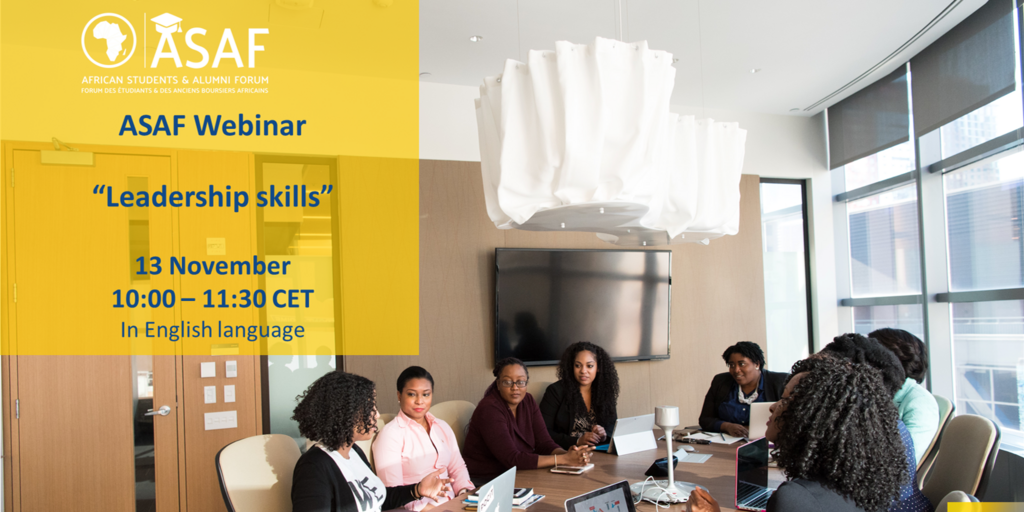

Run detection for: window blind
[[910, 0, 1016, 137], [827, 66, 910, 170]]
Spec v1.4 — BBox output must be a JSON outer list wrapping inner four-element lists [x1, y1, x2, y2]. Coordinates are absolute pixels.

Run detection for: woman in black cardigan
[[540, 342, 619, 449], [698, 341, 788, 437], [291, 371, 452, 512]]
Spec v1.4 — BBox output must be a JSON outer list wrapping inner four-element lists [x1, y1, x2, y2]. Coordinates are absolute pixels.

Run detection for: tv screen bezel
[[494, 247, 673, 366]]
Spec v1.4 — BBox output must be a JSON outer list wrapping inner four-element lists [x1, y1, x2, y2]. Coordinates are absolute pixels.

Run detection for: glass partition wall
[[255, 156, 342, 448]]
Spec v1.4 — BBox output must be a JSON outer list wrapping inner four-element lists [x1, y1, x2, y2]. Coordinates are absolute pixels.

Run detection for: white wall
[[419, 82, 839, 350]]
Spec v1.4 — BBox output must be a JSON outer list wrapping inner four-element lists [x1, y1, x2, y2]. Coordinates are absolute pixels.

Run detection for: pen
[[720, 433, 726, 441]]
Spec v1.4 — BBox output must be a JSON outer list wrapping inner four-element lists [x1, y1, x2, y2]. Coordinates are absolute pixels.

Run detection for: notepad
[[672, 447, 712, 464], [683, 432, 744, 444]]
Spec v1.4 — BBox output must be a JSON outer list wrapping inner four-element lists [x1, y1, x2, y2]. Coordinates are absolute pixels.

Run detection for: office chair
[[526, 381, 553, 405], [216, 434, 302, 512], [430, 400, 476, 451], [917, 394, 954, 488], [353, 416, 386, 472], [935, 491, 978, 512], [921, 414, 1001, 506], [380, 413, 397, 425]]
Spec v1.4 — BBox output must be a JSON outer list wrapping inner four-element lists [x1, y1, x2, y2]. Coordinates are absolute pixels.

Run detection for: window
[[830, 0, 1024, 455], [944, 150, 1024, 291], [845, 141, 916, 191], [853, 305, 925, 340], [940, 92, 1023, 159], [847, 184, 921, 297], [951, 300, 1023, 432], [760, 179, 812, 371]]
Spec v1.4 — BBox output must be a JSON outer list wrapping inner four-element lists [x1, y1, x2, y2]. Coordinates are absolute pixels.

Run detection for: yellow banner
[[1, 1, 419, 356]]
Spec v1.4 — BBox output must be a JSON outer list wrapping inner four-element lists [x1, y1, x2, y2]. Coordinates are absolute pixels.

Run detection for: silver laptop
[[565, 480, 636, 512], [475, 467, 516, 512], [606, 414, 655, 454], [734, 438, 775, 512], [747, 402, 774, 441]]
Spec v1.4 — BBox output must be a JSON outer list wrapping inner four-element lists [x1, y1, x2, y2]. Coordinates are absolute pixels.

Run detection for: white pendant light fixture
[[474, 31, 747, 246]]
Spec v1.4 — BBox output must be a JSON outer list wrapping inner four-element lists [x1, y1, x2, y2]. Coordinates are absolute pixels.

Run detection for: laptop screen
[[565, 481, 635, 512], [737, 437, 769, 490]]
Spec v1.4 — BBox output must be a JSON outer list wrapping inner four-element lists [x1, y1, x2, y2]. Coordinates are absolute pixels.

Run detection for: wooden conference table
[[437, 441, 784, 512]]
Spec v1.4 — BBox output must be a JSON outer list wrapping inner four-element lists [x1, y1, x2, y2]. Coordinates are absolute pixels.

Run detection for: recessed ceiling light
[[469, 35, 484, 42], [419, 72, 432, 78], [789, 108, 800, 112], [750, 68, 761, 74]]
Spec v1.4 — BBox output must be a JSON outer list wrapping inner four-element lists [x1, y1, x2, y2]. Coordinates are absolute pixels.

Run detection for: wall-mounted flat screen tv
[[495, 248, 672, 365]]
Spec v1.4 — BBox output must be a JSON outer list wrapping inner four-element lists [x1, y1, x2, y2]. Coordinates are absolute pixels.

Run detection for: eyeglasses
[[498, 379, 529, 389]]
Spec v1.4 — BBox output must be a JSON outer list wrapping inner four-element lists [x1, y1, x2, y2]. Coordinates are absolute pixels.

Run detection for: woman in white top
[[374, 366, 475, 510], [291, 371, 453, 512]]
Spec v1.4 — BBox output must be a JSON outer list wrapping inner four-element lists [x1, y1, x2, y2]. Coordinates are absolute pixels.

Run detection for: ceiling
[[419, 0, 987, 115]]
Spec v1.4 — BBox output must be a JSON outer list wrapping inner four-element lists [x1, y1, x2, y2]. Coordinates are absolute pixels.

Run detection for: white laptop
[[747, 402, 775, 441], [607, 414, 656, 456], [474, 467, 516, 512]]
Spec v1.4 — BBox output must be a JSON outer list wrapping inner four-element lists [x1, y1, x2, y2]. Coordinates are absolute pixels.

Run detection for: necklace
[[738, 387, 759, 405]]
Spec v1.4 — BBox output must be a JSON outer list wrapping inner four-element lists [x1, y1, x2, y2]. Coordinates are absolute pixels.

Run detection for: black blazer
[[291, 444, 418, 512], [539, 380, 617, 449], [767, 479, 863, 512], [698, 370, 788, 432]]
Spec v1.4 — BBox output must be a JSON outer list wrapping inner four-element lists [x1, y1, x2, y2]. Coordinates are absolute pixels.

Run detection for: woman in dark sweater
[[539, 341, 619, 449], [689, 356, 909, 512], [462, 357, 593, 483], [291, 371, 453, 512]]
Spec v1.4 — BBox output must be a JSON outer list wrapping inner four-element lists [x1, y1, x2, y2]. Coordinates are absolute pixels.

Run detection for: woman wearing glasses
[[463, 357, 593, 483]]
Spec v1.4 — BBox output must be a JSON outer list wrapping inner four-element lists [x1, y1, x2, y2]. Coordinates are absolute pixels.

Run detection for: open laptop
[[747, 402, 775, 441], [565, 480, 636, 512], [735, 437, 775, 512], [475, 468, 517, 512], [606, 414, 656, 455]]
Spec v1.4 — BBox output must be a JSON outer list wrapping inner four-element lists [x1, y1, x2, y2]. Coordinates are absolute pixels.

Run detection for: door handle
[[145, 405, 171, 416]]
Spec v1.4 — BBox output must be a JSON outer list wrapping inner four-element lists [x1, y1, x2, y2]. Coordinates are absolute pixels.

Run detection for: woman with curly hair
[[291, 371, 453, 512], [372, 366, 474, 510], [818, 333, 933, 512], [539, 341, 619, 449], [698, 341, 789, 437], [462, 357, 593, 483], [689, 357, 909, 512], [870, 327, 939, 463]]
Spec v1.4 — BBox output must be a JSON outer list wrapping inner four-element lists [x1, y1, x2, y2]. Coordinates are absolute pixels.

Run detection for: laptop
[[475, 468, 517, 512], [565, 480, 636, 512], [747, 402, 775, 441], [734, 437, 775, 511], [606, 414, 656, 455]]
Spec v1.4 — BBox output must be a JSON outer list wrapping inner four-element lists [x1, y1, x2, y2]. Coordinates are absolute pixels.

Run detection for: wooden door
[[6, 146, 180, 512]]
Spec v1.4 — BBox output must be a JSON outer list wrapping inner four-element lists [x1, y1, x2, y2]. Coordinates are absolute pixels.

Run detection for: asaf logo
[[81, 13, 137, 68], [149, 12, 269, 69]]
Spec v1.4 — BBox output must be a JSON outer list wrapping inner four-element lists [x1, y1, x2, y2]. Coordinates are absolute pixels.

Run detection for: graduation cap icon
[[151, 13, 182, 34]]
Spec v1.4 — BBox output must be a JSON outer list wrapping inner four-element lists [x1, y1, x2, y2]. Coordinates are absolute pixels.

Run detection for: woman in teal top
[[871, 328, 939, 464]]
